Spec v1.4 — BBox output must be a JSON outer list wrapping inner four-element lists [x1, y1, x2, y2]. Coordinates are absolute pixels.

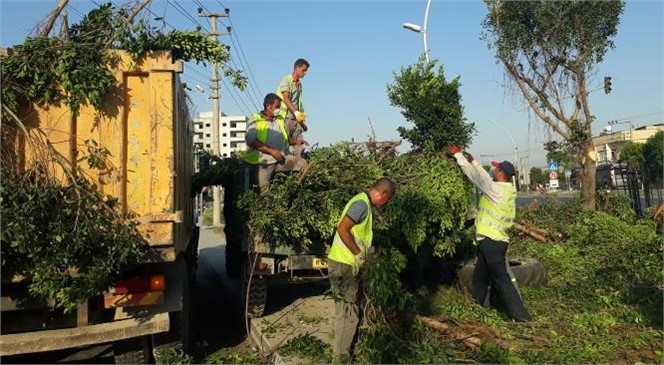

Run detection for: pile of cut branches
[[238, 142, 475, 256], [1, 115, 146, 313]]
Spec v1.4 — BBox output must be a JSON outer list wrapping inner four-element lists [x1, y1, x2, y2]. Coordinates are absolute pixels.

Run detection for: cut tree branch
[[40, 0, 69, 38], [513, 222, 549, 243], [126, 0, 152, 24], [399, 311, 482, 348]]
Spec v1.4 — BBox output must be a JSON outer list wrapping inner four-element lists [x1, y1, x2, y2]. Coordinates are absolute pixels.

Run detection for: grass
[[412, 281, 662, 364]]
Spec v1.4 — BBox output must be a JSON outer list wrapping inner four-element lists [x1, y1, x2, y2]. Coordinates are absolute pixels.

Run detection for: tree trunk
[[579, 137, 596, 210]]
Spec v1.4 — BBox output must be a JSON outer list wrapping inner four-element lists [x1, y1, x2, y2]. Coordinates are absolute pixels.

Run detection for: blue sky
[[2, 0, 662, 166]]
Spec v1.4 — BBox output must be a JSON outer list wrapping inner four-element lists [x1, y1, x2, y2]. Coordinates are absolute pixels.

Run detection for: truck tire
[[113, 336, 153, 364], [241, 257, 267, 318], [457, 257, 547, 291]]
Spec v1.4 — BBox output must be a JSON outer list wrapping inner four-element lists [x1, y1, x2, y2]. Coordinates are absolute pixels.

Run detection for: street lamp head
[[402, 22, 422, 33], [195, 85, 205, 93]]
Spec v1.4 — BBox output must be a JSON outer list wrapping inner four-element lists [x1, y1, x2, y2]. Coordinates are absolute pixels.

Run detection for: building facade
[[592, 123, 663, 165], [193, 112, 248, 158]]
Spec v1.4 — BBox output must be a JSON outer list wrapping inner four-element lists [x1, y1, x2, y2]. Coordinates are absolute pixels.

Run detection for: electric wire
[[227, 30, 263, 107], [190, 64, 252, 116], [228, 16, 264, 100], [166, 0, 210, 33]]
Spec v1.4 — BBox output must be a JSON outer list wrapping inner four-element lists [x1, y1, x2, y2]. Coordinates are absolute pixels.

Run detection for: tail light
[[114, 275, 166, 294]]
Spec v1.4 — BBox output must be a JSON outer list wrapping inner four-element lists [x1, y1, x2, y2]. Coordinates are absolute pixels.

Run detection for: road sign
[[548, 161, 558, 171], [565, 169, 572, 177], [549, 179, 559, 189], [549, 171, 558, 180]]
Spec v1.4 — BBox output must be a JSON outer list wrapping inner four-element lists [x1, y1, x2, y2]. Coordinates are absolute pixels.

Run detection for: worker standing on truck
[[244, 93, 307, 192], [448, 145, 532, 322], [277, 58, 309, 157], [327, 178, 396, 363]]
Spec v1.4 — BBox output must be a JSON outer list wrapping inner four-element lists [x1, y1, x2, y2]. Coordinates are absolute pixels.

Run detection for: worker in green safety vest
[[277, 58, 309, 157], [449, 145, 532, 322], [244, 93, 307, 192], [327, 178, 396, 363]]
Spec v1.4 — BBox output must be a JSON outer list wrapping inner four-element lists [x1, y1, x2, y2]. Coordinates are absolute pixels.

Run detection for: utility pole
[[199, 7, 230, 227]]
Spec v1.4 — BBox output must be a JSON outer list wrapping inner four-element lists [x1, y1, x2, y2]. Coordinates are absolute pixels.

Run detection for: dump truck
[[223, 163, 329, 318], [0, 51, 197, 363]]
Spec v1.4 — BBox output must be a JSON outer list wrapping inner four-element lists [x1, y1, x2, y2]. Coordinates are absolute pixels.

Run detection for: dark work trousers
[[472, 238, 532, 321], [328, 259, 360, 363]]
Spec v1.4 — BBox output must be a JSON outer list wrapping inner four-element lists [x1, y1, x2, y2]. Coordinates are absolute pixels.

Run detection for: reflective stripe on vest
[[276, 74, 303, 116], [475, 183, 516, 242], [328, 192, 373, 270], [242, 113, 288, 165]]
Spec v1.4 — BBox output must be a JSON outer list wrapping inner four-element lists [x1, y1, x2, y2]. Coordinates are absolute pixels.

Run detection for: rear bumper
[[0, 313, 169, 356]]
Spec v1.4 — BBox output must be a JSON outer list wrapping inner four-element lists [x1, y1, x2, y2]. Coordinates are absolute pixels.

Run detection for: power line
[[192, 0, 211, 15], [166, 0, 210, 33], [220, 77, 251, 116], [228, 16, 264, 99], [190, 64, 254, 115], [227, 29, 262, 106]]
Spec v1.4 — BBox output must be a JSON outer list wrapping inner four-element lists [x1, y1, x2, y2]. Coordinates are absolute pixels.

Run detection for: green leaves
[[0, 165, 146, 313], [1, 3, 246, 119], [387, 57, 476, 152], [235, 144, 473, 256]]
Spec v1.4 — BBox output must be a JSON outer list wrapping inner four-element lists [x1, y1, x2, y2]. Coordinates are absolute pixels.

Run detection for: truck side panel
[[10, 51, 192, 253]]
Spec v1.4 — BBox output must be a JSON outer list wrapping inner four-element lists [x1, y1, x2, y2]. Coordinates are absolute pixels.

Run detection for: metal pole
[[200, 9, 230, 228], [488, 118, 519, 186], [422, 0, 431, 62]]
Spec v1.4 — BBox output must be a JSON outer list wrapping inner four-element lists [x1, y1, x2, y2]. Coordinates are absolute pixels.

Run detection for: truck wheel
[[241, 257, 267, 318], [457, 257, 547, 291], [113, 336, 153, 364]]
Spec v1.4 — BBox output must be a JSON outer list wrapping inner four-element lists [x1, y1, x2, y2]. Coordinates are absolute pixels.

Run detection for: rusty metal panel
[[8, 51, 192, 251]]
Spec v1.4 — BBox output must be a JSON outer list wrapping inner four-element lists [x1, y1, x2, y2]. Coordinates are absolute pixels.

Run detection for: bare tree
[[482, 0, 625, 210]]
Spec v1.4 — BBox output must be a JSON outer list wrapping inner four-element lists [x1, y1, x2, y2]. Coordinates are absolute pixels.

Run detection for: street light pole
[[488, 118, 520, 185], [422, 0, 431, 62], [403, 0, 431, 62]]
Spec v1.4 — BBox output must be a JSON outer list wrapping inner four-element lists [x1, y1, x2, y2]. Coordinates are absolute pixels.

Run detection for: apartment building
[[592, 123, 664, 164], [193, 112, 248, 158]]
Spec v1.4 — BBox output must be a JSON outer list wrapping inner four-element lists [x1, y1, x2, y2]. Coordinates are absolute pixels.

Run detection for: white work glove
[[352, 253, 365, 276], [294, 110, 306, 123]]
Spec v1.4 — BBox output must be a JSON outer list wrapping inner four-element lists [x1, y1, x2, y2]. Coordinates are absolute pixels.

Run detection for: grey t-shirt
[[278, 75, 302, 119], [346, 195, 374, 224], [245, 112, 287, 165]]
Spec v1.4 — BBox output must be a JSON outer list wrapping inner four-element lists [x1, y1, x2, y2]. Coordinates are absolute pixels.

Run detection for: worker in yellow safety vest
[[327, 178, 396, 363], [244, 93, 307, 192], [277, 58, 309, 157], [449, 145, 532, 322]]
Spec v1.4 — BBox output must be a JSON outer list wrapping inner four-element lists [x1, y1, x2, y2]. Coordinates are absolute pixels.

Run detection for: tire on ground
[[240, 257, 267, 318], [457, 256, 547, 292]]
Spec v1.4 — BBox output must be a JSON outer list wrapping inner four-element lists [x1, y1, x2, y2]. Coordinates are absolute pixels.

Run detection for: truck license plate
[[313, 258, 328, 269]]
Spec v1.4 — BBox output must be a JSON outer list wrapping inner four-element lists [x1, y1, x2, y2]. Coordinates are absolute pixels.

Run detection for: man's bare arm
[[336, 216, 361, 255]]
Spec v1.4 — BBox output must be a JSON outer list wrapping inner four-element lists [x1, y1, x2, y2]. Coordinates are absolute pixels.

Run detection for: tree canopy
[[643, 131, 663, 184], [387, 57, 476, 152], [481, 0, 625, 210], [617, 141, 644, 168]]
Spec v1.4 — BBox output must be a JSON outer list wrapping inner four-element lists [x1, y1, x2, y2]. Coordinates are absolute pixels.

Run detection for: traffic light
[[603, 76, 612, 94]]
